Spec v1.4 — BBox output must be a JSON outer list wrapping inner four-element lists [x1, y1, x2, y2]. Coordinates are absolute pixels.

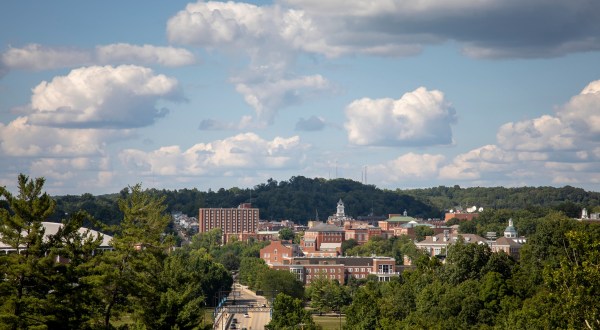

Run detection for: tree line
[[404, 185, 600, 216], [45, 176, 599, 229], [0, 175, 233, 329]]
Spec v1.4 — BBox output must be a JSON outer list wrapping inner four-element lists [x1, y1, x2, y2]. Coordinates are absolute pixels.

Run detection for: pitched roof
[[386, 216, 417, 222], [1, 221, 113, 250]]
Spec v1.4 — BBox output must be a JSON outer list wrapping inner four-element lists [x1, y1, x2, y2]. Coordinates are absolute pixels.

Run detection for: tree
[[257, 269, 304, 301], [88, 184, 174, 328], [0, 174, 57, 329], [344, 282, 381, 329], [266, 293, 317, 330], [136, 248, 230, 329], [341, 239, 358, 255], [307, 277, 350, 315], [42, 211, 105, 329], [278, 227, 295, 241], [414, 225, 434, 241], [545, 230, 600, 329]]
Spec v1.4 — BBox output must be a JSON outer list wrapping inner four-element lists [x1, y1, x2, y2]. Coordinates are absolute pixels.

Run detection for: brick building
[[266, 256, 400, 285], [198, 203, 258, 243], [301, 222, 344, 256], [260, 240, 303, 264]]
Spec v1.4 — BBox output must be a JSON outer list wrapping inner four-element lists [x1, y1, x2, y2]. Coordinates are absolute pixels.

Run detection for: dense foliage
[[0, 175, 232, 329], [48, 176, 441, 225], [339, 212, 600, 329], [404, 185, 600, 215]]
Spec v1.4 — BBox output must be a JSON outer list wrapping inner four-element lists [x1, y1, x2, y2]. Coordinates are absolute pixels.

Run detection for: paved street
[[214, 283, 271, 330]]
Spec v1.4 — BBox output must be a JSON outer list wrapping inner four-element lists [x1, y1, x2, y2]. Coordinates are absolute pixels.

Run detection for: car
[[232, 318, 238, 324], [244, 313, 250, 318], [230, 324, 237, 330]]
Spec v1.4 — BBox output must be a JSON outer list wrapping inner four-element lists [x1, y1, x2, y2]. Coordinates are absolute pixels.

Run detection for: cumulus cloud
[[0, 43, 196, 73], [344, 87, 456, 147], [26, 65, 181, 129], [168, 1, 339, 126], [119, 133, 308, 176]]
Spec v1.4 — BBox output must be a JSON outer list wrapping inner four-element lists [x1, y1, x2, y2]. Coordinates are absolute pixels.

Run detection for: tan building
[[198, 203, 258, 243], [416, 231, 488, 256]]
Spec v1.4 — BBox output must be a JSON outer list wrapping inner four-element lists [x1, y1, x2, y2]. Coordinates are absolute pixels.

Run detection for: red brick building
[[260, 240, 303, 265], [266, 256, 400, 285], [198, 203, 258, 243], [301, 222, 344, 256]]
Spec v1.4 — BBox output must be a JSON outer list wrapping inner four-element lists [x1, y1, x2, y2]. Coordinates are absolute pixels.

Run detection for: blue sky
[[1, 0, 599, 195]]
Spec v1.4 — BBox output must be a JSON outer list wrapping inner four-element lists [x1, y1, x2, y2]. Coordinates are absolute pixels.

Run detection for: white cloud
[[95, 44, 196, 67], [370, 152, 445, 182], [0, 116, 132, 157], [233, 74, 332, 124], [497, 115, 576, 151], [27, 65, 181, 128], [119, 133, 309, 176], [344, 87, 456, 146], [0, 43, 195, 73]]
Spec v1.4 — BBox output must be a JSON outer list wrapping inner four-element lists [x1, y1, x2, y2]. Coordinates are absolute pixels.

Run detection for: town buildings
[[415, 219, 526, 260], [198, 203, 259, 243]]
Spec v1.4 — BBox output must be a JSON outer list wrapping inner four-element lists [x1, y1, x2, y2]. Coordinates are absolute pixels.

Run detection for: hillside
[[402, 185, 600, 217], [46, 177, 600, 226]]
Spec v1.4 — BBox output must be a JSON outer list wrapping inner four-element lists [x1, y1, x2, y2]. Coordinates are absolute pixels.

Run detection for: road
[[214, 283, 271, 330]]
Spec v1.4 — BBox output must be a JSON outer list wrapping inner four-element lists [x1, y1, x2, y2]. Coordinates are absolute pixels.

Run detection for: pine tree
[[0, 174, 56, 329]]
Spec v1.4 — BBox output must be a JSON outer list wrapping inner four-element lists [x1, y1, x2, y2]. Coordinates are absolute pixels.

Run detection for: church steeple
[[336, 199, 345, 217]]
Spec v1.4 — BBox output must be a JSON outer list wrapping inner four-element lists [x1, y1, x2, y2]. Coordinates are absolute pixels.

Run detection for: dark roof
[[306, 222, 344, 232]]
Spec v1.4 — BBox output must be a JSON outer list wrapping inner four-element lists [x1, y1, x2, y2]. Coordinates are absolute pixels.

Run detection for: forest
[[45, 176, 600, 228]]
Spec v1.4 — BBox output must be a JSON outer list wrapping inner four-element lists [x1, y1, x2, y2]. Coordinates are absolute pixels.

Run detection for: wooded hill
[[46, 176, 600, 226]]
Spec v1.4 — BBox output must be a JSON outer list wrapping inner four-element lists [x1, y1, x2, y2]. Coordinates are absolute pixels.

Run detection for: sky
[[1, 0, 600, 195]]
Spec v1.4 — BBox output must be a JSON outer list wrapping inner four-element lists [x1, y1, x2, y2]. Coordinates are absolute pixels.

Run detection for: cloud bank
[[371, 79, 600, 187]]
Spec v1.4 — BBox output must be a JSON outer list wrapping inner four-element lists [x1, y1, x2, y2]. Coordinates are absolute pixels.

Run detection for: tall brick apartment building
[[198, 203, 258, 243]]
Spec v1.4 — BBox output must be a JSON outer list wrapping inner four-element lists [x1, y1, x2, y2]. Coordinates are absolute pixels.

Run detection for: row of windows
[[306, 268, 342, 273], [348, 267, 368, 273], [307, 274, 341, 280]]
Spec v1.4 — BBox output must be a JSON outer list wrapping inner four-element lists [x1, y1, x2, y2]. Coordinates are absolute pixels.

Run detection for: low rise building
[[268, 256, 401, 285]]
